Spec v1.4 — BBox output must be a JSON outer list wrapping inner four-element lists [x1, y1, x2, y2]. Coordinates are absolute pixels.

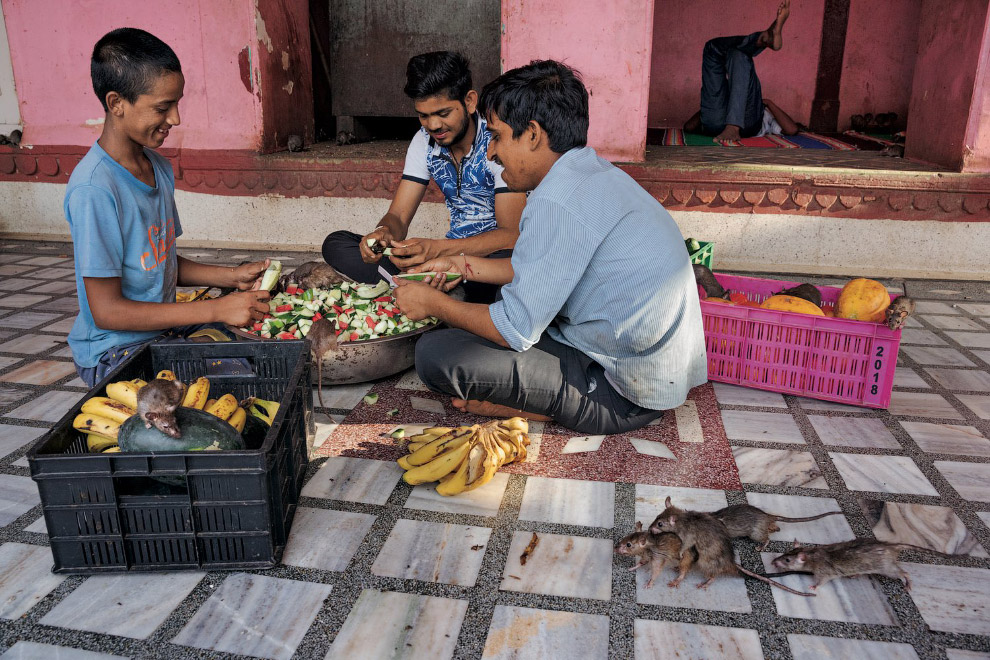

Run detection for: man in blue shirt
[[321, 51, 526, 302], [394, 60, 707, 435]]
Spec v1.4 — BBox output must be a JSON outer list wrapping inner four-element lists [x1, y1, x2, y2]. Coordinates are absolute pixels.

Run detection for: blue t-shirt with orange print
[[65, 142, 182, 368]]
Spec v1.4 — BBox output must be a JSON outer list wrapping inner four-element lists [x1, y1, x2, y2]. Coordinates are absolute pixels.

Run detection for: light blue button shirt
[[488, 147, 707, 410]]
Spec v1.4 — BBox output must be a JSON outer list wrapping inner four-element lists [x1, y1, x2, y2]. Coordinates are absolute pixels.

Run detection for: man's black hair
[[478, 60, 588, 154], [404, 51, 472, 101], [91, 28, 182, 112]]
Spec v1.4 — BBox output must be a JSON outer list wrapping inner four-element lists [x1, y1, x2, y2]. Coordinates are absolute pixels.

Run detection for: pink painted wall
[[838, 0, 921, 130], [501, 0, 656, 162], [0, 0, 263, 150], [962, 11, 990, 172], [905, 0, 990, 170], [648, 0, 825, 128]]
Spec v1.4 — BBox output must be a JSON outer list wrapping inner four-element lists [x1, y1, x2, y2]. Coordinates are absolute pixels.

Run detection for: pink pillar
[[501, 0, 656, 162], [905, 0, 990, 171]]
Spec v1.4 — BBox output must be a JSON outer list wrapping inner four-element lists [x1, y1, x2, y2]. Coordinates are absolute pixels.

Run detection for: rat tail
[[890, 543, 961, 559], [775, 511, 844, 523], [736, 564, 816, 597]]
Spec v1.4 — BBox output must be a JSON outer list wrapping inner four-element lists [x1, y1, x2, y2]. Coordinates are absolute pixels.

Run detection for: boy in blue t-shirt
[[66, 28, 272, 386]]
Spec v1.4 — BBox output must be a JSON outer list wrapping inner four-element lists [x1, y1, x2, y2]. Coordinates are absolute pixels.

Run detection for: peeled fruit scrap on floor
[[760, 295, 825, 316], [837, 278, 891, 323], [397, 418, 531, 495]]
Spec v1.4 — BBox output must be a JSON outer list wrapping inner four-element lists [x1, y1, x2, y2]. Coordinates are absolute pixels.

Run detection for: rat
[[776, 283, 822, 308], [307, 317, 338, 409], [712, 504, 844, 550], [614, 522, 692, 589], [885, 295, 915, 330], [693, 264, 728, 299], [136, 378, 186, 439], [770, 538, 960, 591], [276, 262, 346, 292], [649, 497, 814, 596]]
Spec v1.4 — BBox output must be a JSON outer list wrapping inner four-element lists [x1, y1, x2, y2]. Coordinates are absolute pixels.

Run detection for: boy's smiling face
[[112, 71, 184, 149]]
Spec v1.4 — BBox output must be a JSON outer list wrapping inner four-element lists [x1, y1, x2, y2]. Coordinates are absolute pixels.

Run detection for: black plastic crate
[[27, 340, 314, 574]]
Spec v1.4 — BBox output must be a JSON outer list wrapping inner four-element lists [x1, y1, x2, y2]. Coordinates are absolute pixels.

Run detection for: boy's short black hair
[[404, 51, 472, 101], [478, 60, 588, 154], [91, 28, 182, 111]]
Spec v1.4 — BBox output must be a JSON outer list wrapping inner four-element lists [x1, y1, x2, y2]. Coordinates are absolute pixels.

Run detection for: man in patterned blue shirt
[[394, 60, 707, 435], [322, 51, 526, 302]]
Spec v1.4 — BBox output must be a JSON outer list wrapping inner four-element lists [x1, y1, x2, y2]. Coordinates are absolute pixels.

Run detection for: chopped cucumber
[[259, 260, 282, 291], [363, 393, 379, 405]]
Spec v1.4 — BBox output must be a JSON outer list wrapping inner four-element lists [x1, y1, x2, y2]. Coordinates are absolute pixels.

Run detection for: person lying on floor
[[686, 98, 799, 140], [392, 60, 707, 435], [682, 0, 794, 144]]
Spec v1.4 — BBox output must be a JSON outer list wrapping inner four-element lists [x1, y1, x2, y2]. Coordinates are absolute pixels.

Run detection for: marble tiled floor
[[0, 241, 987, 659]]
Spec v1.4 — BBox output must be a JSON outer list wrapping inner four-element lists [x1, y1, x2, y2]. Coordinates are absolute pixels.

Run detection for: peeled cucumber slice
[[260, 260, 282, 291], [394, 271, 460, 282]]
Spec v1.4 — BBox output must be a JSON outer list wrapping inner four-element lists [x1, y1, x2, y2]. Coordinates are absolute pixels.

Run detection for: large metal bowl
[[226, 322, 438, 385]]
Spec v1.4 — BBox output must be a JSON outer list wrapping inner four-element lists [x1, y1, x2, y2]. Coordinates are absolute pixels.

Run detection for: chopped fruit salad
[[240, 280, 436, 342]]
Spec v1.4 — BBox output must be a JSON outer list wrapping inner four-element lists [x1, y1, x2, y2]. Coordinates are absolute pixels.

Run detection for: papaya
[[704, 297, 733, 304], [760, 295, 825, 316], [836, 278, 890, 323]]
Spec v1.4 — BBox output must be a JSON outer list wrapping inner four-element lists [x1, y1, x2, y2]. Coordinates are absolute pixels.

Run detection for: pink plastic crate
[[699, 273, 901, 408]]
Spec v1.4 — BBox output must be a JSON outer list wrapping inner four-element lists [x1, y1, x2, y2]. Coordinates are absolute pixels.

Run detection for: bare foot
[[714, 125, 742, 144], [683, 110, 702, 133], [451, 398, 552, 422], [768, 0, 790, 50]]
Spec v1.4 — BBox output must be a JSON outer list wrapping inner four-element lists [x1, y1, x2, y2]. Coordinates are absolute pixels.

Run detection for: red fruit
[[275, 304, 293, 313], [312, 312, 322, 321], [276, 331, 295, 340], [252, 322, 263, 332]]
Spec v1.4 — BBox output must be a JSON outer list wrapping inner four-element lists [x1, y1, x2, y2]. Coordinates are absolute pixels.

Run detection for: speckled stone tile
[[0, 278, 43, 292], [948, 331, 990, 349], [635, 549, 752, 613], [629, 437, 677, 459], [50, 346, 73, 359], [787, 634, 920, 660], [0, 294, 50, 308], [759, 554, 896, 624], [926, 316, 985, 331], [0, 334, 64, 355], [901, 421, 990, 457], [560, 434, 605, 454], [312, 381, 373, 409], [41, 572, 204, 639], [41, 317, 77, 334], [22, 516, 46, 535], [0, 360, 76, 386], [745, 493, 854, 544], [300, 456, 403, 505], [945, 650, 990, 660], [722, 410, 804, 444], [0, 254, 30, 264], [0, 474, 39, 526], [394, 368, 430, 391], [712, 382, 787, 407], [282, 507, 376, 571], [0, 642, 129, 659], [916, 302, 959, 315], [327, 589, 467, 660], [901, 346, 975, 367], [974, 349, 990, 365], [860, 500, 988, 557], [5, 389, 79, 422], [893, 367, 930, 389], [0, 312, 60, 330], [312, 412, 346, 450], [831, 453, 938, 495], [925, 368, 990, 392], [0, 265, 36, 277], [0, 543, 66, 620], [0, 424, 46, 459], [171, 573, 331, 659], [31, 280, 77, 295], [17, 256, 69, 267], [674, 399, 705, 443], [518, 477, 614, 528], [372, 520, 491, 586], [904, 563, 990, 635], [29, 267, 76, 280], [956, 394, 990, 419], [635, 485, 728, 522], [732, 446, 827, 489], [900, 328, 947, 345], [958, 303, 990, 315], [405, 473, 510, 518], [0, 356, 21, 371], [809, 416, 900, 449], [935, 461, 990, 502], [0, 388, 28, 409], [888, 392, 964, 419], [409, 395, 446, 414], [795, 397, 868, 413], [483, 606, 610, 660], [634, 620, 763, 660], [45, 297, 78, 313], [500, 531, 612, 601]]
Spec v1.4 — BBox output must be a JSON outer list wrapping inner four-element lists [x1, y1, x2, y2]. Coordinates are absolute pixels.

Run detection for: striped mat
[[660, 128, 857, 150]]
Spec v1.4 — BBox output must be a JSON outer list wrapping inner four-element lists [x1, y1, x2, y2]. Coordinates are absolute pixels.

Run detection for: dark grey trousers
[[415, 328, 664, 435], [699, 32, 765, 137]]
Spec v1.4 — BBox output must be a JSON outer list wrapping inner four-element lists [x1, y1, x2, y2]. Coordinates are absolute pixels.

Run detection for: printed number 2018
[[870, 346, 885, 395]]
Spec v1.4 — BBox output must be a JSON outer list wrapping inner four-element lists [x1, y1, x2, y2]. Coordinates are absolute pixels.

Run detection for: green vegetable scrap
[[363, 393, 379, 405]]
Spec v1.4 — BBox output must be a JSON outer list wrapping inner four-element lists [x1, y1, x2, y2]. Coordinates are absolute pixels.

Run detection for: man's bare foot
[[714, 125, 742, 144], [451, 398, 552, 422], [768, 0, 790, 50], [684, 110, 702, 133]]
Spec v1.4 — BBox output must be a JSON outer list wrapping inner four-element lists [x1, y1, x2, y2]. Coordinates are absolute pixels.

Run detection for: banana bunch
[[396, 418, 530, 496], [74, 370, 264, 452]]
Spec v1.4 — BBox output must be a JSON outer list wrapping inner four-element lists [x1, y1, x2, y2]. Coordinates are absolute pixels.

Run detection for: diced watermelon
[[365, 316, 376, 328], [373, 296, 391, 302], [332, 304, 344, 314], [275, 304, 293, 313], [349, 331, 359, 341], [313, 312, 323, 321], [252, 322, 263, 332], [276, 331, 296, 340]]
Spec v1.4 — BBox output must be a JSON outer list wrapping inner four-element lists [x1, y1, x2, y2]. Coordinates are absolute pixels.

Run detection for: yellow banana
[[102, 445, 121, 453], [435, 454, 471, 496], [205, 394, 238, 421], [105, 381, 141, 409], [248, 398, 280, 424], [499, 417, 529, 434], [228, 406, 247, 432], [407, 441, 426, 452], [81, 397, 135, 425], [156, 370, 177, 381], [73, 413, 120, 439], [86, 432, 118, 452], [406, 427, 476, 466], [397, 455, 414, 470], [130, 378, 147, 387], [204, 398, 217, 410], [182, 377, 211, 409], [402, 441, 473, 485], [405, 427, 454, 444], [462, 437, 500, 493]]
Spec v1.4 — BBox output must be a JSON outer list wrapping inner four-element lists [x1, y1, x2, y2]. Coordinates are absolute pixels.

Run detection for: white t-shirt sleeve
[[401, 130, 431, 184], [486, 157, 509, 193], [758, 106, 783, 137]]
